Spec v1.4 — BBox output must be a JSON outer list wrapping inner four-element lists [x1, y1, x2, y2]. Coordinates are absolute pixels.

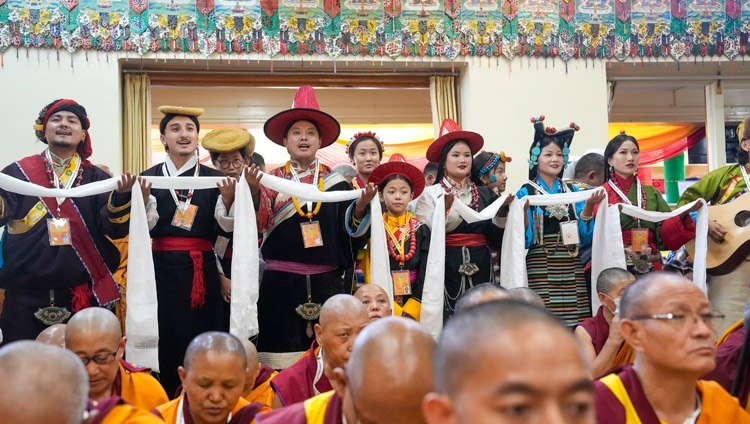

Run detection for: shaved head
[[354, 284, 393, 321], [0, 341, 88, 424], [315, 295, 370, 373], [65, 307, 122, 345], [620, 272, 694, 319], [319, 294, 369, 328], [240, 338, 260, 397], [435, 300, 582, 394], [596, 268, 635, 296], [341, 317, 436, 423], [424, 300, 594, 424], [183, 331, 247, 370], [454, 283, 510, 313], [509, 287, 546, 308], [36, 324, 67, 348]]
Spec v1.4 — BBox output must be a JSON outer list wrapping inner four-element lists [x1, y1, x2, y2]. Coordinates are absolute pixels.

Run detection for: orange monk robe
[[156, 395, 270, 424], [88, 397, 164, 424], [245, 365, 278, 408], [115, 359, 169, 411], [595, 364, 750, 423]]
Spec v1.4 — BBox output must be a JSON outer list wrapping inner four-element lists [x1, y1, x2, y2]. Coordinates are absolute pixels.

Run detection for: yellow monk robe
[[89, 397, 164, 424], [116, 360, 169, 411], [156, 395, 270, 424], [106, 235, 129, 335], [256, 390, 343, 424], [595, 364, 750, 423], [245, 365, 279, 408]]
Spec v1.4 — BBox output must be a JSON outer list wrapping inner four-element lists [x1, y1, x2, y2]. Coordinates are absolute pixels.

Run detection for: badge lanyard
[[45, 149, 81, 217], [162, 153, 199, 212], [607, 178, 643, 224], [288, 160, 320, 215]]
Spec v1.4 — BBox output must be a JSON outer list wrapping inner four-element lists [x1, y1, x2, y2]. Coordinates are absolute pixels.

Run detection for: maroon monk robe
[[256, 392, 343, 424], [579, 306, 610, 355], [703, 325, 750, 408], [271, 340, 333, 407]]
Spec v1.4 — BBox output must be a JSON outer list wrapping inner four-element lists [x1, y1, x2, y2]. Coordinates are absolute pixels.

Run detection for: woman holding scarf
[[415, 119, 506, 319], [516, 116, 603, 326], [599, 132, 696, 276]]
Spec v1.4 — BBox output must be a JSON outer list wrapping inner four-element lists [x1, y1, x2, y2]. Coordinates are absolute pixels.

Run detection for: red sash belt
[[446, 233, 488, 247], [152, 237, 213, 309]]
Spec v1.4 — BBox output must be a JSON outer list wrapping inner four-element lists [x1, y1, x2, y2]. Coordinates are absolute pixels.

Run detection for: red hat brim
[[263, 108, 341, 148], [426, 130, 484, 163], [368, 162, 426, 198]]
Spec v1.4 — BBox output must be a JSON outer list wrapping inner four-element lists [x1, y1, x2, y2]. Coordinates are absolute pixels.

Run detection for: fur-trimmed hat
[[263, 86, 341, 148]]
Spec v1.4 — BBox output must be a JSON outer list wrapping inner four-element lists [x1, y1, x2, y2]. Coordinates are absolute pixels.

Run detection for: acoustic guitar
[[686, 193, 750, 275]]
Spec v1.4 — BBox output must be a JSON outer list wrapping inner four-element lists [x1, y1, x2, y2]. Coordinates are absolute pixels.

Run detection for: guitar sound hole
[[735, 211, 750, 227]]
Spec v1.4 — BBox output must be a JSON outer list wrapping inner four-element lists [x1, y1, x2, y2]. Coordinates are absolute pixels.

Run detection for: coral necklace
[[287, 161, 324, 219], [384, 213, 417, 265]]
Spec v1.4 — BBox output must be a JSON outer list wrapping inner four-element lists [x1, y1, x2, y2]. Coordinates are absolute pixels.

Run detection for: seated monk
[[257, 316, 436, 423], [0, 341, 88, 424], [271, 294, 369, 408], [453, 283, 511, 313], [703, 315, 750, 411], [422, 299, 595, 424], [87, 397, 163, 424], [155, 332, 270, 423], [240, 338, 278, 408], [36, 323, 67, 348], [594, 272, 750, 423], [575, 267, 636, 377], [353, 284, 393, 321], [65, 307, 168, 410]]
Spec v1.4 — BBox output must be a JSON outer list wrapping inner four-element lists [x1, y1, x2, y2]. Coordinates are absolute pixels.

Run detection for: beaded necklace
[[43, 150, 83, 213], [384, 212, 418, 265], [441, 177, 479, 210], [287, 161, 324, 219]]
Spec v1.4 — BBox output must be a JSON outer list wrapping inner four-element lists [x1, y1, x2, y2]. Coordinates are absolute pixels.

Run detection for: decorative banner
[[1, 0, 750, 61]]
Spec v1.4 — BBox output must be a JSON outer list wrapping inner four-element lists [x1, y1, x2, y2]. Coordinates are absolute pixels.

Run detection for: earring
[[609, 166, 614, 175]]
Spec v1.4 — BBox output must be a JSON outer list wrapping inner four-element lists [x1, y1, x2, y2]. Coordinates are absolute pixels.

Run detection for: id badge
[[301, 221, 324, 248], [631, 228, 648, 253], [214, 236, 230, 259], [47, 218, 72, 246], [171, 202, 198, 230], [392, 270, 412, 296], [560, 220, 580, 246]]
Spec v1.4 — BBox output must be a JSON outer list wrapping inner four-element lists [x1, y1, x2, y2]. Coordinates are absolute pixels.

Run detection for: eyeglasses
[[217, 158, 244, 169], [630, 312, 725, 329], [78, 347, 120, 366]]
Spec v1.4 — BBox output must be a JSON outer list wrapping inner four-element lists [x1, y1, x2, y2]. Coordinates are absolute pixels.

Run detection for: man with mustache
[[0, 99, 138, 344]]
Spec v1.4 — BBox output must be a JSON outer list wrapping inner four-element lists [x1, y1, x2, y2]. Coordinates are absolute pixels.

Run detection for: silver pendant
[[545, 204, 568, 220], [34, 306, 71, 326]]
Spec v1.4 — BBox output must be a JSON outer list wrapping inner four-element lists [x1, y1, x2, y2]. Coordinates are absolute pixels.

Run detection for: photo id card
[[171, 202, 198, 230], [631, 228, 648, 253], [301, 221, 324, 248], [560, 221, 580, 246], [47, 217, 72, 246], [392, 270, 412, 296]]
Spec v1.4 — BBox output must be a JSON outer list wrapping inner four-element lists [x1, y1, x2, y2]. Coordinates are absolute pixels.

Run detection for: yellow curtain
[[122, 73, 151, 173], [430, 76, 457, 138]]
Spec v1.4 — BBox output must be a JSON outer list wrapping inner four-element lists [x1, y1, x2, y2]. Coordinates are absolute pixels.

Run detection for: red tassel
[[70, 284, 93, 313], [190, 251, 206, 310]]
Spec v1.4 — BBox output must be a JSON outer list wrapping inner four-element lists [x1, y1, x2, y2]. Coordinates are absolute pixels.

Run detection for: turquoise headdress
[[528, 115, 580, 177]]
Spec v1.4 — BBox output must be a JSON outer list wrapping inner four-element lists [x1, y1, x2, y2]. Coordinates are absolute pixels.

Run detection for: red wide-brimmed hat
[[425, 119, 484, 163], [263, 85, 341, 148], [368, 161, 426, 198]]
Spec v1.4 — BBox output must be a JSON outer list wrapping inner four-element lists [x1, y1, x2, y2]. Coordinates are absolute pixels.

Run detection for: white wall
[[459, 57, 610, 193], [0, 52, 123, 173]]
